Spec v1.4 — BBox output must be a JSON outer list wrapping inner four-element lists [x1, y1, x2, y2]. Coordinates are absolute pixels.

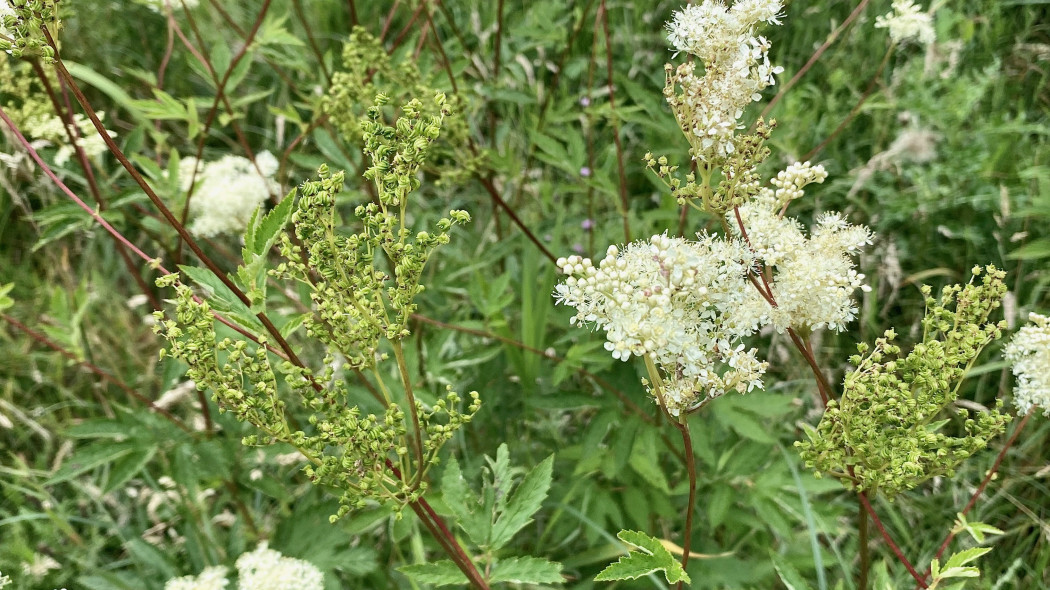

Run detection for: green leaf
[[0, 282, 12, 311], [489, 556, 563, 584], [1007, 237, 1050, 260], [770, 552, 813, 590], [46, 442, 136, 485], [178, 265, 263, 332], [490, 453, 554, 550], [399, 560, 470, 586], [245, 187, 295, 259], [441, 457, 490, 547], [941, 546, 992, 575], [628, 429, 671, 495], [595, 529, 690, 584], [104, 447, 157, 494]]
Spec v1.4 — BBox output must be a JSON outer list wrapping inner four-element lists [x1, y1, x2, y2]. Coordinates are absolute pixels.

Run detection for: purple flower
[[580, 166, 591, 178], [572, 243, 584, 254], [581, 219, 594, 231], [580, 96, 591, 107]]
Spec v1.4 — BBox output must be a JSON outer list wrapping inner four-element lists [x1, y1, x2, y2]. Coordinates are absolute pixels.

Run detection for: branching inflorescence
[[797, 266, 1012, 498], [155, 94, 479, 518]]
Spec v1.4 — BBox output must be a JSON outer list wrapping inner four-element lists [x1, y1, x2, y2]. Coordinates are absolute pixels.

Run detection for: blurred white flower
[[20, 112, 113, 166], [164, 566, 229, 590], [236, 542, 324, 590], [875, 0, 935, 46], [1004, 312, 1050, 416], [21, 553, 61, 579], [180, 151, 280, 238], [138, 0, 200, 13]]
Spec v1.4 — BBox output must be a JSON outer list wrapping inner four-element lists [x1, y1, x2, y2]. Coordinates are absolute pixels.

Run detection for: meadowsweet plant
[[154, 94, 480, 519], [557, 2, 1021, 586], [797, 266, 1012, 498]]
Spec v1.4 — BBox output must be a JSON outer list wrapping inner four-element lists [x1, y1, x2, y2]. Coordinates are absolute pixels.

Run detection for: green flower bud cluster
[[0, 0, 60, 61], [321, 27, 479, 185], [155, 97, 480, 515], [274, 96, 471, 369], [797, 265, 1013, 499], [643, 120, 774, 217]]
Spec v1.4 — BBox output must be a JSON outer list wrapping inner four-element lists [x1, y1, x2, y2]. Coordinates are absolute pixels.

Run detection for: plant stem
[[858, 492, 928, 588], [391, 340, 426, 486], [915, 409, 1033, 589], [674, 417, 698, 590]]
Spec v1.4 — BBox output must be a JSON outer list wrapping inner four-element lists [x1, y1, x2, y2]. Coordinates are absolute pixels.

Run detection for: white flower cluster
[[165, 566, 230, 590], [875, 0, 935, 46], [664, 1, 784, 161], [0, 570, 9, 590], [556, 233, 768, 414], [179, 151, 279, 238], [235, 542, 324, 590], [21, 112, 113, 167], [163, 542, 323, 590], [734, 166, 872, 333], [1004, 312, 1050, 416]]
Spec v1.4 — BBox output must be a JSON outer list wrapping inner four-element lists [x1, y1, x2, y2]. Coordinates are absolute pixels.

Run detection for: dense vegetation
[[1, 1, 1048, 588]]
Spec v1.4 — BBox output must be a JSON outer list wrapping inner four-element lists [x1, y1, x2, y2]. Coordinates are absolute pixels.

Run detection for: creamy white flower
[[733, 172, 872, 333], [164, 566, 229, 590], [180, 151, 280, 238], [665, 1, 785, 162], [556, 233, 769, 414], [875, 0, 935, 46], [139, 0, 200, 13], [0, 570, 10, 590], [1004, 312, 1050, 416], [236, 542, 324, 590], [21, 112, 113, 166]]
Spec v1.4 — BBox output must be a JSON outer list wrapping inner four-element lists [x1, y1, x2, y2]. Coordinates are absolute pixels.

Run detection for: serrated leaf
[[250, 188, 295, 258], [490, 453, 554, 550], [943, 546, 992, 570], [489, 556, 563, 584], [441, 457, 490, 547], [595, 530, 690, 584], [399, 560, 470, 586], [178, 265, 263, 332]]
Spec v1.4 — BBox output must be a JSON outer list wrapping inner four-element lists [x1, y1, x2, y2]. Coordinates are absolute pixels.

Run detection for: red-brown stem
[[41, 35, 317, 388], [757, 0, 873, 123], [597, 0, 631, 243], [802, 43, 893, 162], [292, 0, 331, 85], [858, 492, 928, 588], [673, 418, 698, 590], [387, 460, 489, 589], [1, 313, 191, 433], [915, 409, 1033, 588], [29, 61, 163, 311]]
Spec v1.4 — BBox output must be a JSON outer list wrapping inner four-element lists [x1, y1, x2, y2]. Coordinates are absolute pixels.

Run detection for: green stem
[[858, 495, 870, 590], [392, 340, 426, 486]]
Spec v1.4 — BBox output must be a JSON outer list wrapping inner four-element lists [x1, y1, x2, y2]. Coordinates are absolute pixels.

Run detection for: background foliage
[[1, 0, 1048, 588]]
